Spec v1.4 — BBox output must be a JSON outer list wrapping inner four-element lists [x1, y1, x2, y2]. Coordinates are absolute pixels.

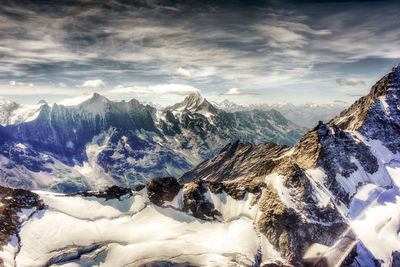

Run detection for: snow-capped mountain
[[0, 92, 305, 193], [2, 66, 400, 266], [164, 91, 219, 118], [0, 98, 45, 126], [213, 99, 348, 128], [179, 65, 400, 265]]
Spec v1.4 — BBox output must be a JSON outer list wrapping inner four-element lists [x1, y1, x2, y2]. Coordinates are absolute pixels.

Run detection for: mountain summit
[[165, 92, 219, 117]]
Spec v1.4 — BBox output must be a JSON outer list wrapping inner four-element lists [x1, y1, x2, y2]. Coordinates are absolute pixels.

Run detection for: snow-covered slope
[[0, 183, 284, 267]]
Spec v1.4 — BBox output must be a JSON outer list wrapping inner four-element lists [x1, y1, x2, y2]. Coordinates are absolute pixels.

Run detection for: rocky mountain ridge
[[0, 92, 306, 193]]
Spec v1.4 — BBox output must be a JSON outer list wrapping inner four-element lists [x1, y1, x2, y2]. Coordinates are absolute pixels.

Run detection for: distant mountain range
[[0, 92, 306, 193], [212, 99, 348, 128]]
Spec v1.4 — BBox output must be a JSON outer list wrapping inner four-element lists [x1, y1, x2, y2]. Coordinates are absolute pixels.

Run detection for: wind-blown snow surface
[[14, 190, 281, 267]]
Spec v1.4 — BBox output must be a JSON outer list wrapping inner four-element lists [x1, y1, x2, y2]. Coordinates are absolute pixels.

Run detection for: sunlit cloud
[[109, 84, 200, 96], [176, 67, 193, 79], [9, 81, 34, 87], [81, 79, 106, 88], [220, 88, 257, 96], [0, 1, 398, 105]]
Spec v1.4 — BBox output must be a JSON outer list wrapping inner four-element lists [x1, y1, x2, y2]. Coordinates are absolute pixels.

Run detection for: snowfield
[[14, 189, 281, 267]]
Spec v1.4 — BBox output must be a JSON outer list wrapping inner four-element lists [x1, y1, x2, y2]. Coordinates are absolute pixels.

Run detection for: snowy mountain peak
[[165, 92, 219, 117], [0, 97, 45, 126], [57, 92, 110, 115], [331, 65, 400, 132], [57, 92, 109, 107], [181, 92, 205, 109], [80, 92, 109, 106]]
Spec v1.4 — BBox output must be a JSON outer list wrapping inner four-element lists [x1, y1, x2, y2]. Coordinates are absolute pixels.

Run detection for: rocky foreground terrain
[[1, 66, 400, 266]]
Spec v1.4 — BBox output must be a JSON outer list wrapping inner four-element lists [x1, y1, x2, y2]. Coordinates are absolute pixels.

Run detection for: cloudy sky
[[1, 0, 400, 105]]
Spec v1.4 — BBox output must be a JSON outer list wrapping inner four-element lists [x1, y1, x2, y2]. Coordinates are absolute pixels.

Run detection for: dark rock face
[[0, 186, 45, 265], [257, 187, 302, 263], [71, 185, 133, 200], [282, 165, 343, 224], [180, 141, 287, 184], [261, 263, 294, 267], [257, 187, 347, 265], [359, 89, 400, 154], [146, 177, 182, 206], [208, 178, 264, 201], [317, 123, 378, 204], [182, 179, 221, 220], [138, 261, 197, 267]]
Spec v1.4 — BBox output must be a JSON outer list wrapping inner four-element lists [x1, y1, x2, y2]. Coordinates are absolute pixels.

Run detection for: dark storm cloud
[[0, 0, 399, 104]]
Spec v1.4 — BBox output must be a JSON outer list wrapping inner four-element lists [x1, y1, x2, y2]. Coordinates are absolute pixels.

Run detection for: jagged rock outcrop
[[180, 140, 287, 184], [0, 186, 45, 266], [182, 179, 221, 220], [146, 177, 181, 206], [71, 185, 134, 200], [138, 261, 196, 267]]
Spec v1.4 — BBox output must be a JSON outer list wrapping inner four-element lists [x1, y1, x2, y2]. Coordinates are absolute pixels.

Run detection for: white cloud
[[336, 78, 366, 87], [220, 88, 257, 96], [9, 81, 34, 87], [109, 84, 200, 96], [81, 79, 106, 88], [255, 25, 306, 48], [176, 67, 192, 79]]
